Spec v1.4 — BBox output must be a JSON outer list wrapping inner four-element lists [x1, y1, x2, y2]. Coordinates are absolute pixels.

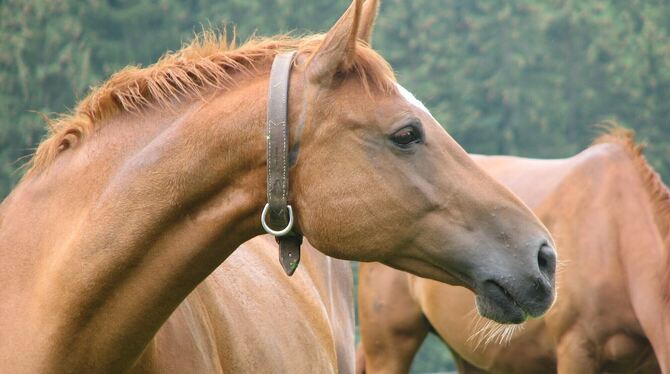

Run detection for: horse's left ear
[[307, 0, 363, 85]]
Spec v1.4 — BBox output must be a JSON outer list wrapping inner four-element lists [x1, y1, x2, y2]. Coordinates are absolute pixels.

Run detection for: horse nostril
[[537, 243, 556, 280]]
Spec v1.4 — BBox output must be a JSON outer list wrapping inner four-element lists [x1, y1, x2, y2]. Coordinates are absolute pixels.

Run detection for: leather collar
[[261, 51, 303, 276]]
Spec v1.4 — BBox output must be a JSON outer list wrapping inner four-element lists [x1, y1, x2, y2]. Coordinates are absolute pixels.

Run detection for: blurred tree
[[373, 0, 670, 172]]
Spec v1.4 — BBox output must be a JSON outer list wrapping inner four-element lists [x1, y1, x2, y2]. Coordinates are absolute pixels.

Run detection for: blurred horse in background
[[358, 125, 669, 373], [0, 0, 557, 372]]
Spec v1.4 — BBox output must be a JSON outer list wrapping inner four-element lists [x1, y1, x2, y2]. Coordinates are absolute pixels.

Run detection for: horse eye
[[391, 126, 422, 147]]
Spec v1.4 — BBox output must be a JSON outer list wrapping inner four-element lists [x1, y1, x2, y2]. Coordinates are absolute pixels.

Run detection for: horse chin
[[474, 287, 529, 325]]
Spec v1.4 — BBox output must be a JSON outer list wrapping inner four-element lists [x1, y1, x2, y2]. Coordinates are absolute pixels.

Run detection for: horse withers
[[0, 0, 555, 372], [357, 126, 669, 373]]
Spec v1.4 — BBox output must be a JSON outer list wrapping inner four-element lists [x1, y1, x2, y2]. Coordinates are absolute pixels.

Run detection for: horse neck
[[534, 147, 670, 371], [0, 75, 272, 372], [611, 159, 670, 371]]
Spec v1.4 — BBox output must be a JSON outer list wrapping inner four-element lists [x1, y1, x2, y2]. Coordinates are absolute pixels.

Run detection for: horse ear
[[307, 0, 363, 85], [357, 0, 380, 45]]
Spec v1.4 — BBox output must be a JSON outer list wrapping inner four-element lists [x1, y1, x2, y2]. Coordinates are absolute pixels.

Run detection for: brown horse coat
[[130, 236, 354, 373], [358, 128, 670, 373]]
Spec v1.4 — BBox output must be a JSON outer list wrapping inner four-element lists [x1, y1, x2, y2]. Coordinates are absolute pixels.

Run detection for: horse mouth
[[475, 280, 529, 324]]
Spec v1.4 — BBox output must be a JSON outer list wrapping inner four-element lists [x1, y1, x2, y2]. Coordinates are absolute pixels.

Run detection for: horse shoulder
[[133, 236, 348, 373], [533, 144, 655, 370]]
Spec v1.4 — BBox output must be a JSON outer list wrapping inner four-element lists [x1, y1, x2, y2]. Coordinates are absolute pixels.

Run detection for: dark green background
[[2, 0, 669, 371]]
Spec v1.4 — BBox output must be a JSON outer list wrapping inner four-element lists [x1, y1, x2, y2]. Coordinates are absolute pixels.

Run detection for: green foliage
[[1, 1, 669, 369], [411, 334, 456, 373], [373, 0, 670, 172]]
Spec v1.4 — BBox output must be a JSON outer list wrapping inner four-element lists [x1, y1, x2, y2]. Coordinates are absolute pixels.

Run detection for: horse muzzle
[[474, 242, 557, 324]]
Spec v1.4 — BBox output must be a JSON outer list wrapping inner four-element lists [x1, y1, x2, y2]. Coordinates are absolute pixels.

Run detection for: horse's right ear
[[357, 0, 380, 45], [307, 0, 363, 86]]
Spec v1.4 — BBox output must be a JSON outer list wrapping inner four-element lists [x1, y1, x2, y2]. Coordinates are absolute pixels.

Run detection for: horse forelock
[[26, 30, 396, 176], [593, 121, 670, 281]]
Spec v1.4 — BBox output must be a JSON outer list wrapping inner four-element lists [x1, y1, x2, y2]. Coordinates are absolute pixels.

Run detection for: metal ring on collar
[[261, 203, 294, 236]]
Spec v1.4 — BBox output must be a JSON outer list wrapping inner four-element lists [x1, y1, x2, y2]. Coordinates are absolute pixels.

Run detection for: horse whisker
[[467, 307, 524, 350]]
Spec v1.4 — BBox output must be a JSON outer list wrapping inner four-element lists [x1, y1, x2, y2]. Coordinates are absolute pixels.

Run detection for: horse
[[0, 0, 557, 372], [128, 235, 355, 373], [357, 126, 670, 373]]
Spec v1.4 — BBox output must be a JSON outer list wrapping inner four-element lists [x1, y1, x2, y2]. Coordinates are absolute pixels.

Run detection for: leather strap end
[[278, 235, 302, 276]]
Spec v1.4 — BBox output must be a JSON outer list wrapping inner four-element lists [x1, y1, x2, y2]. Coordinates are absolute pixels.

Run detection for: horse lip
[[431, 259, 475, 290], [477, 280, 529, 324], [488, 280, 523, 311]]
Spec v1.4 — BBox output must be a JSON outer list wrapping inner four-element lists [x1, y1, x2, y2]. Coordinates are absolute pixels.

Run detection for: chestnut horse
[[130, 235, 356, 373], [357, 127, 669, 373], [0, 1, 556, 372]]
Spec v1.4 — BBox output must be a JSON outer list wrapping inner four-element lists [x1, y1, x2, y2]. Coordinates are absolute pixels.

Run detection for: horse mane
[[26, 31, 396, 175], [593, 121, 670, 264]]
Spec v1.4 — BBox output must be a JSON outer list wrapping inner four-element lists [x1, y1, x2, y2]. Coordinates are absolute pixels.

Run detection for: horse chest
[[600, 333, 659, 373]]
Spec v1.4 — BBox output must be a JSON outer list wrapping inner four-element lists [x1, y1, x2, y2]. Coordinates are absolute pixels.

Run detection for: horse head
[[289, 0, 556, 323]]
